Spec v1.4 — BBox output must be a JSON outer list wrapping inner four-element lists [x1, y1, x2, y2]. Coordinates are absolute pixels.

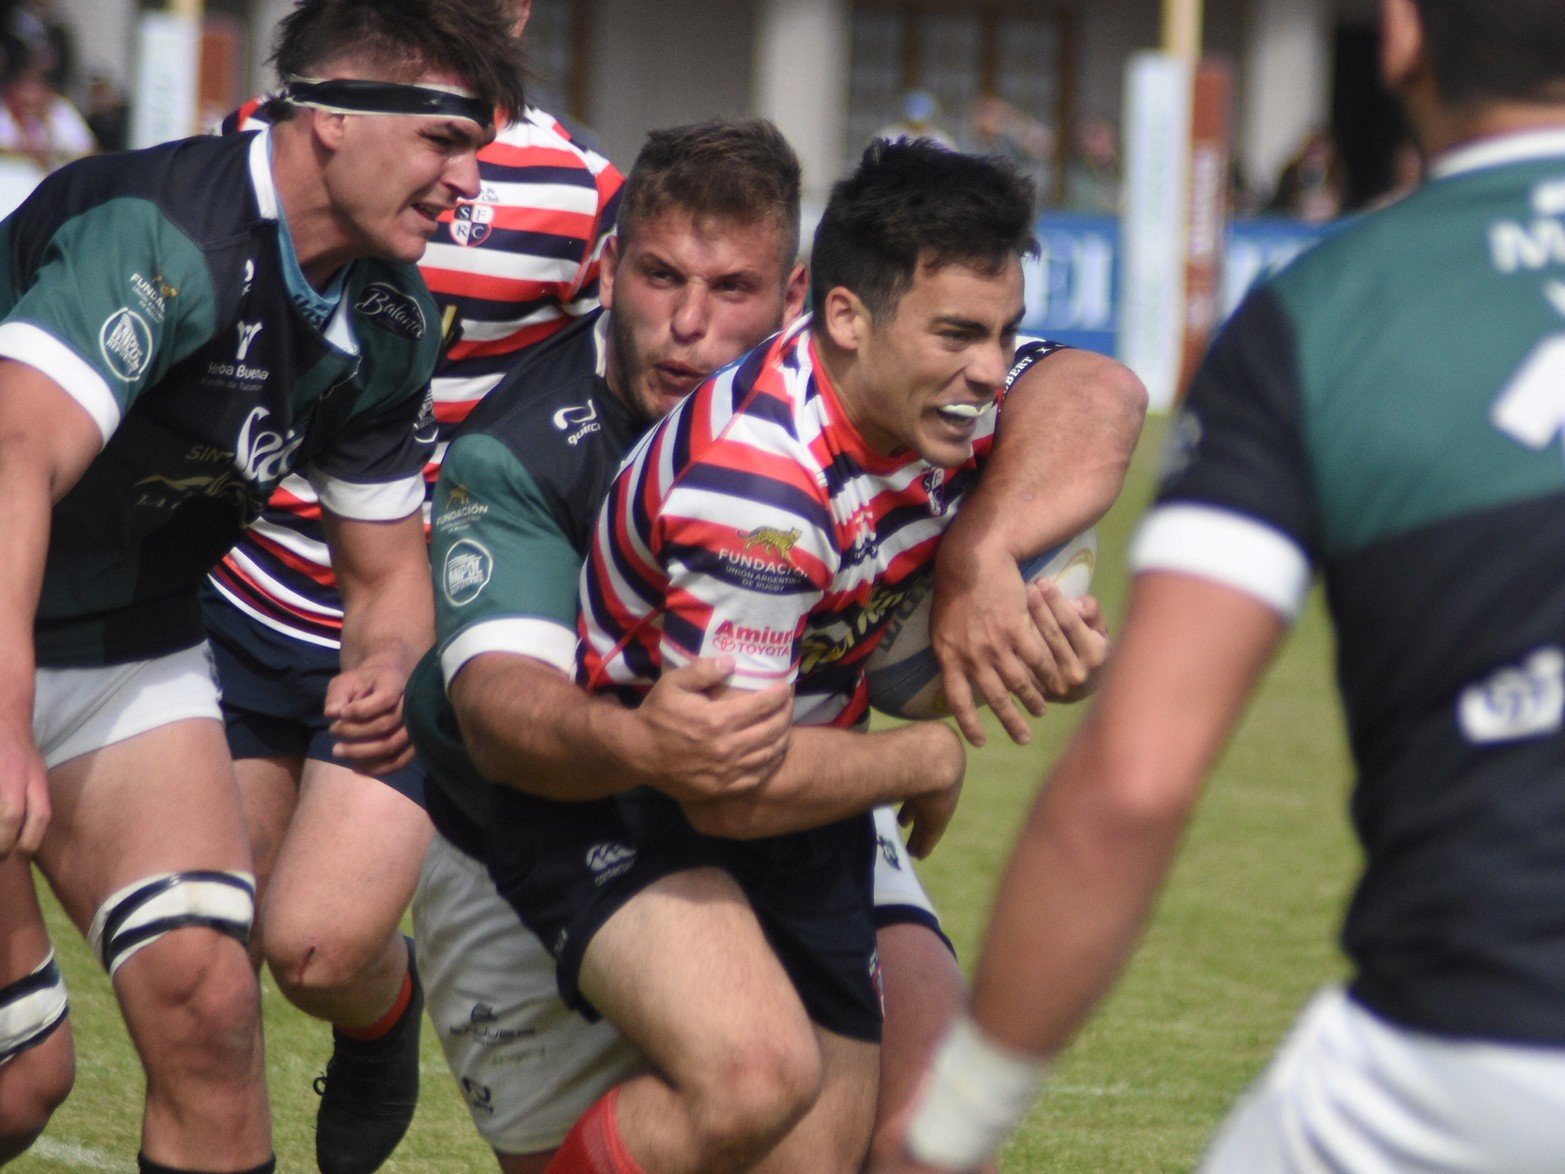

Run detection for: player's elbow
[[1038, 730, 1202, 864]]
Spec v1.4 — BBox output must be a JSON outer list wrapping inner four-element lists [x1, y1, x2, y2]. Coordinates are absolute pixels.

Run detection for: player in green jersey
[[0, 2, 522, 1170]]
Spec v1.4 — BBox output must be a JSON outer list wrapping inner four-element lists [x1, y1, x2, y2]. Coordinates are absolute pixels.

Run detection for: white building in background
[[55, 0, 1389, 213]]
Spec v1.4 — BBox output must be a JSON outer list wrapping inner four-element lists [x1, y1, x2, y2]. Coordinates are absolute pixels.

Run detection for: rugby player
[[492, 138, 1142, 1174], [884, 1, 1565, 1170], [203, 2, 622, 1169], [411, 125, 1143, 1173], [0, 1, 523, 1170]]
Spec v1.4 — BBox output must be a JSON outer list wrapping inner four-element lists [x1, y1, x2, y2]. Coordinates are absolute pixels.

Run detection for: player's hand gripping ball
[[865, 528, 1097, 719]]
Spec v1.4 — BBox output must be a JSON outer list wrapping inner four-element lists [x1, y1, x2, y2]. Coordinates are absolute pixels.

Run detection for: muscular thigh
[[35, 717, 249, 936], [262, 757, 431, 955], [578, 867, 813, 1086]]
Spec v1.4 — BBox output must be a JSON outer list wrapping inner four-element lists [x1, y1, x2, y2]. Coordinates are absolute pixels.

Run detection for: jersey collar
[[1430, 127, 1565, 181], [247, 126, 279, 221]]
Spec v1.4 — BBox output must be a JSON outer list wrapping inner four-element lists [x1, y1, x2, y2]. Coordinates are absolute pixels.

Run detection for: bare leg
[[754, 1028, 878, 1173], [39, 718, 270, 1169], [0, 855, 74, 1163], [258, 758, 430, 1026], [233, 755, 300, 971], [578, 868, 824, 1174]]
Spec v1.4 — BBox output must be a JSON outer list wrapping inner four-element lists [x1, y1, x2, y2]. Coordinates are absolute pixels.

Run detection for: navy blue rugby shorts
[[200, 582, 426, 805], [486, 785, 883, 1044]]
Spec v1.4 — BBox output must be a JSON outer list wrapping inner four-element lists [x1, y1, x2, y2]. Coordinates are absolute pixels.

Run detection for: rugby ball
[[864, 528, 1097, 720]]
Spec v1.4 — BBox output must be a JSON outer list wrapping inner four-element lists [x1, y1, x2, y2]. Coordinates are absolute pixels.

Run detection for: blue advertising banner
[[1021, 212, 1335, 356]]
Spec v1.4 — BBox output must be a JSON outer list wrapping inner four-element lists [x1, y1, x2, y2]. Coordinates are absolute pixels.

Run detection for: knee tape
[[88, 871, 255, 976], [0, 951, 68, 1066]]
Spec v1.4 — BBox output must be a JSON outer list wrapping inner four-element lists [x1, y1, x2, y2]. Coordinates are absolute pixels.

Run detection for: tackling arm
[[0, 360, 103, 855], [450, 650, 794, 803], [932, 346, 1146, 744], [680, 717, 966, 852], [323, 509, 435, 774]]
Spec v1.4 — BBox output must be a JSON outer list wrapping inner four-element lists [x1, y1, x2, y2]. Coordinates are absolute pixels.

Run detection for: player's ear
[[311, 107, 348, 152], [819, 285, 869, 352], [781, 262, 807, 327], [1379, 0, 1426, 94], [600, 235, 621, 310]]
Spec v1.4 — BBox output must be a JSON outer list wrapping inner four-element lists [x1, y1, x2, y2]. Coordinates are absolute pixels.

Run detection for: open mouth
[[412, 202, 447, 226], [935, 401, 990, 427]]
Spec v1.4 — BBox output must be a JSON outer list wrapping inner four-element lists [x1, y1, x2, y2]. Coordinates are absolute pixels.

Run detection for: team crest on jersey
[[355, 283, 427, 340], [740, 526, 802, 562], [435, 481, 490, 532], [921, 469, 950, 516], [451, 202, 493, 247], [99, 307, 153, 382], [442, 538, 493, 606]]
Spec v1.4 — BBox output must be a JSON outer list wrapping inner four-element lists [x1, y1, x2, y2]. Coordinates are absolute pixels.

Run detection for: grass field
[[13, 412, 1360, 1172]]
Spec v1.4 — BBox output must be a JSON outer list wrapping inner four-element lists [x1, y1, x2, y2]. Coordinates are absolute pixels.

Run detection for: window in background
[[847, 1, 1070, 205]]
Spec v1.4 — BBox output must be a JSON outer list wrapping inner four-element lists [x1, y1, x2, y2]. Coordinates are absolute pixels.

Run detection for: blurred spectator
[[84, 72, 125, 152], [874, 88, 956, 149], [1062, 115, 1121, 214], [6, 0, 72, 94], [0, 52, 95, 172], [1265, 128, 1344, 222], [962, 93, 1053, 199]]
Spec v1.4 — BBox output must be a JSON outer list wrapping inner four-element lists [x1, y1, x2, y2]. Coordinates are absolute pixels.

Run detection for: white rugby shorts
[[34, 643, 223, 768], [872, 804, 940, 924], [1202, 985, 1565, 1172], [413, 831, 646, 1155]]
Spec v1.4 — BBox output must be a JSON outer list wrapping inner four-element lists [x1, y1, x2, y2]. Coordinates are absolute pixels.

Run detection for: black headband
[[280, 76, 492, 132]]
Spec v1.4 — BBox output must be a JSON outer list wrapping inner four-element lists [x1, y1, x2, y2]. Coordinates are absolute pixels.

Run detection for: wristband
[[905, 1013, 1051, 1169]]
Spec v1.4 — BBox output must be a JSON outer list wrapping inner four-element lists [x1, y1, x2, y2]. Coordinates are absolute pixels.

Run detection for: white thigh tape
[[88, 870, 256, 976], [0, 950, 68, 1065]]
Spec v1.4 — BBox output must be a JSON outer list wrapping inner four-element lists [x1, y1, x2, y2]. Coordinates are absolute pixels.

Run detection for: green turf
[[13, 412, 1360, 1172]]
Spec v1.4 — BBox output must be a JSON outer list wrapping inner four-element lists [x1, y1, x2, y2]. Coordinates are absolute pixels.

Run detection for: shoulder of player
[[485, 106, 619, 179], [457, 326, 624, 466]]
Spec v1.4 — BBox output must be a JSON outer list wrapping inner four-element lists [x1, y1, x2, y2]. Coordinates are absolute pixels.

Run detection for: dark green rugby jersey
[[404, 310, 649, 846], [0, 129, 440, 666], [1135, 128, 1565, 1043]]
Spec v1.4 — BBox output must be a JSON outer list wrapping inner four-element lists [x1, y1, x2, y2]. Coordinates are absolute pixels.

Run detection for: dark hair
[[1413, 0, 1565, 107], [267, 0, 525, 120], [617, 119, 802, 269], [810, 138, 1036, 321]]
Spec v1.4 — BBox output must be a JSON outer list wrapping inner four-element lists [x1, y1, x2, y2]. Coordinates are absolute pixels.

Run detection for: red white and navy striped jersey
[[580, 321, 1057, 729], [208, 104, 623, 645]]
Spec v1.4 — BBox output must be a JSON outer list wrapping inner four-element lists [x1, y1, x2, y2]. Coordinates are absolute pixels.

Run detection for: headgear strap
[[280, 76, 492, 132]]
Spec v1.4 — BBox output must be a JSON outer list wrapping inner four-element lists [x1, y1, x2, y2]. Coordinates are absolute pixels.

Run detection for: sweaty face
[[603, 210, 799, 421], [322, 70, 491, 266], [849, 257, 1024, 468]]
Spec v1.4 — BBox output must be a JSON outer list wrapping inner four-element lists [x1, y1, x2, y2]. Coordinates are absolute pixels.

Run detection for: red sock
[[337, 967, 412, 1041], [545, 1088, 645, 1174]]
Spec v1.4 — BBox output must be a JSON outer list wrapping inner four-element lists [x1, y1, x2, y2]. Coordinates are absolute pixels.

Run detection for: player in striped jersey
[[199, 3, 622, 1171], [503, 139, 1143, 1173]]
